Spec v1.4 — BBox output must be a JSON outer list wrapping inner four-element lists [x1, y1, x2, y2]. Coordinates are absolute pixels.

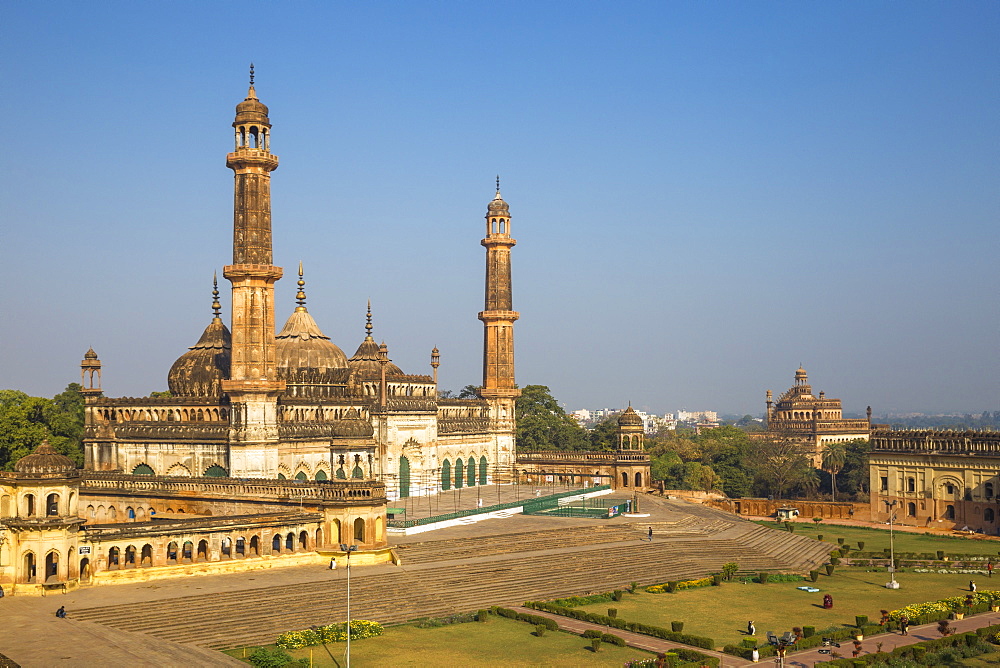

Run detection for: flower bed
[[815, 624, 1000, 667], [275, 620, 383, 649]]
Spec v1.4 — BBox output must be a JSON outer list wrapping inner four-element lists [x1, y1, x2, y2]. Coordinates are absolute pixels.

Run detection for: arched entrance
[[441, 460, 451, 491], [399, 456, 410, 498], [455, 460, 464, 488], [354, 517, 365, 542], [621, 472, 629, 487], [23, 552, 36, 583], [79, 557, 91, 583], [635, 472, 642, 487], [479, 456, 488, 484], [45, 551, 59, 582], [467, 458, 475, 487]]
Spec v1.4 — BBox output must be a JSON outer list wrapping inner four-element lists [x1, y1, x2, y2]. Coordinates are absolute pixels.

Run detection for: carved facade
[[763, 366, 872, 465], [81, 78, 518, 501], [869, 428, 1000, 532]]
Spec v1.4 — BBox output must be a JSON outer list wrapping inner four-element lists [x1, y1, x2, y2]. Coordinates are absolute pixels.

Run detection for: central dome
[[15, 440, 76, 474], [275, 309, 350, 376]]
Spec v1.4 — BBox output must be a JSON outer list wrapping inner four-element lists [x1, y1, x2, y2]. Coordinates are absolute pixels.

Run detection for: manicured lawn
[[223, 616, 654, 667], [763, 521, 1000, 557], [575, 570, 998, 649]]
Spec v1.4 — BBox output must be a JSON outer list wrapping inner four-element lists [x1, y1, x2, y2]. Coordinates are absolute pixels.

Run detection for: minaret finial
[[249, 62, 255, 86], [295, 261, 307, 311], [365, 300, 373, 340], [212, 272, 222, 320], [496, 175, 501, 196]]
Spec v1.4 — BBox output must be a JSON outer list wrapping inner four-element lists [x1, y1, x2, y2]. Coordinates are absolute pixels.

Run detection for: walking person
[[647, 527, 653, 542], [747, 620, 756, 636], [900, 616, 909, 636], [971, 580, 977, 592], [988, 561, 994, 578]]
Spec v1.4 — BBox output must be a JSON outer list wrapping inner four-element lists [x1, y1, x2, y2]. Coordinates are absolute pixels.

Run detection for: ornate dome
[[618, 406, 644, 427], [84, 347, 98, 360], [167, 318, 232, 397], [15, 439, 76, 474], [331, 408, 374, 439], [235, 86, 270, 125], [487, 191, 509, 215], [348, 305, 403, 378], [275, 310, 349, 375], [275, 266, 349, 385]]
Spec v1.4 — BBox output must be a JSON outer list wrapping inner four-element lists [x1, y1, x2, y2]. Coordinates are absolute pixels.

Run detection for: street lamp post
[[340, 543, 358, 666], [885, 501, 900, 589]]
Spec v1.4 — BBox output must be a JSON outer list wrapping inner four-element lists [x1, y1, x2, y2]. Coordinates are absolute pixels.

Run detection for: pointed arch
[[479, 456, 488, 484], [166, 463, 192, 477], [441, 459, 451, 491], [203, 464, 228, 477], [455, 459, 464, 488], [131, 463, 154, 475], [399, 456, 410, 498]]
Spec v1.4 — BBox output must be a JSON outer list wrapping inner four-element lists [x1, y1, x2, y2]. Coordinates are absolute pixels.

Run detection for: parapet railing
[[387, 485, 610, 528], [81, 472, 385, 501], [516, 451, 650, 463]]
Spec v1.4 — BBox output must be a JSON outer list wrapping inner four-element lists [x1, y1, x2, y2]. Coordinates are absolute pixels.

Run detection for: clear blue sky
[[1, 2, 997, 416]]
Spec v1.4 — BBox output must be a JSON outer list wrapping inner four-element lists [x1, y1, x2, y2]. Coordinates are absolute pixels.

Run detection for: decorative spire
[[365, 300, 373, 340], [295, 261, 307, 312], [249, 62, 255, 86], [495, 175, 501, 198], [211, 272, 222, 321]]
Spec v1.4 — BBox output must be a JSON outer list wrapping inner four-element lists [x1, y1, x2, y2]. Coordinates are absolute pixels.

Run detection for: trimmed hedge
[[524, 601, 715, 650], [814, 629, 997, 667], [491, 606, 558, 631]]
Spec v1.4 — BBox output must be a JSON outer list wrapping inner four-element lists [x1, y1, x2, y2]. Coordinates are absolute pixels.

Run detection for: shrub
[[608, 608, 618, 618], [602, 633, 626, 647], [248, 647, 300, 668], [612, 589, 624, 601], [476, 609, 488, 623], [803, 626, 815, 638], [582, 629, 602, 639], [722, 562, 739, 580], [858, 541, 865, 550], [830, 557, 841, 565], [630, 581, 639, 593], [785, 522, 795, 532], [855, 615, 868, 628], [809, 570, 820, 582], [712, 574, 723, 586], [759, 572, 769, 584], [830, 550, 842, 558], [813, 517, 823, 523], [837, 537, 845, 545], [671, 621, 684, 632], [938, 550, 946, 560], [825, 564, 835, 576], [666, 581, 678, 593], [534, 624, 546, 637], [818, 534, 824, 541], [591, 637, 602, 652]]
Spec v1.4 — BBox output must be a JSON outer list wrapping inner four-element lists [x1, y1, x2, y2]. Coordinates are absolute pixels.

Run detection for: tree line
[[0, 384, 85, 470]]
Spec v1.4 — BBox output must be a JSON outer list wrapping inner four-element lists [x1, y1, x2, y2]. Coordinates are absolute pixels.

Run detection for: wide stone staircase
[[70, 501, 831, 650]]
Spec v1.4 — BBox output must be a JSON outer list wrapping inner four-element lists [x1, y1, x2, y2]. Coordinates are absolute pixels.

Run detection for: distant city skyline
[[2, 3, 997, 416]]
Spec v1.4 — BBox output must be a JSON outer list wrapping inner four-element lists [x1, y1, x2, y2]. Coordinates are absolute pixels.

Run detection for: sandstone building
[[869, 428, 1000, 532], [764, 366, 872, 464]]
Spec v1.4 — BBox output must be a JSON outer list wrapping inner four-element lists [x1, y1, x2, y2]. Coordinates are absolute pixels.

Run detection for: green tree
[[837, 439, 872, 499], [588, 415, 622, 451], [745, 435, 813, 499], [821, 442, 848, 502], [515, 385, 590, 451], [457, 385, 481, 399], [0, 384, 85, 470]]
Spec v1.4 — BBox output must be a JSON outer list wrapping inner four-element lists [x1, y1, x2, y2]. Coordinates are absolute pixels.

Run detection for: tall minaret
[[220, 65, 285, 478], [478, 178, 519, 477]]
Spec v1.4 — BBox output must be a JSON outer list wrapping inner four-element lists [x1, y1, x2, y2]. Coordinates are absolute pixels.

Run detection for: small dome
[[275, 310, 349, 380], [331, 408, 374, 438], [168, 318, 231, 397], [15, 439, 76, 474], [234, 86, 270, 126], [84, 347, 99, 360], [349, 337, 403, 378], [487, 192, 510, 215], [618, 406, 644, 427]]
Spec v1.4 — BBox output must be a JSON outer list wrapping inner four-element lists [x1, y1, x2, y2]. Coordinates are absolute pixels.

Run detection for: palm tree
[[821, 443, 848, 502]]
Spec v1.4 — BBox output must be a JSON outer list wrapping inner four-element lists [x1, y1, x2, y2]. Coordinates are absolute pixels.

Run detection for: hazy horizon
[[2, 3, 997, 416]]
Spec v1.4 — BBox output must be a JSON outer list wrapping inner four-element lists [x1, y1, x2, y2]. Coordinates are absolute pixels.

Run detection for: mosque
[[0, 74, 519, 594]]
